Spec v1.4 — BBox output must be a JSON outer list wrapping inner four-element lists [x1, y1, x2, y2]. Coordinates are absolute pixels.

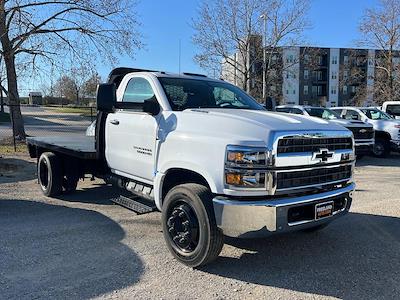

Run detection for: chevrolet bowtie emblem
[[359, 129, 367, 133], [312, 148, 334, 163]]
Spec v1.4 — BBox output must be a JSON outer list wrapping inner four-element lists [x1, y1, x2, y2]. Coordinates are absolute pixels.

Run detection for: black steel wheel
[[162, 183, 224, 267], [166, 202, 199, 255], [38, 152, 62, 197]]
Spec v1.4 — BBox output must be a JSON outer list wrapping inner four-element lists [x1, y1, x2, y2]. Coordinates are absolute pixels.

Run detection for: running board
[[111, 195, 157, 215]]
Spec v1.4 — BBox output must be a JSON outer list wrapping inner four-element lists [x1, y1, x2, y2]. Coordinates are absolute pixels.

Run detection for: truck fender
[[153, 162, 218, 210]]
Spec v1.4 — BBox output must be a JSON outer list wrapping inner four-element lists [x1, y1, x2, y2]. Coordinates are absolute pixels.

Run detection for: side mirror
[[143, 97, 160, 116], [97, 83, 116, 112]]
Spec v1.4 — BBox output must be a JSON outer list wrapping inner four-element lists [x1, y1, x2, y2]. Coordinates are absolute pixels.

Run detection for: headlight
[[225, 145, 272, 189], [225, 145, 272, 168]]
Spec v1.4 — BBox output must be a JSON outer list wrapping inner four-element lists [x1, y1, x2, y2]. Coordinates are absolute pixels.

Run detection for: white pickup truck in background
[[381, 101, 400, 119], [275, 105, 374, 157], [27, 68, 356, 267], [331, 107, 400, 158]]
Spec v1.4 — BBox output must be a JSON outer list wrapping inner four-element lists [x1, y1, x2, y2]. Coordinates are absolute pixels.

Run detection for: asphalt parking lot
[[0, 153, 399, 300]]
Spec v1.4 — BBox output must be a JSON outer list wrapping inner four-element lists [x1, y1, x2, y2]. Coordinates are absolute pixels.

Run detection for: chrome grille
[[277, 165, 352, 190], [277, 137, 353, 154], [347, 127, 374, 140]]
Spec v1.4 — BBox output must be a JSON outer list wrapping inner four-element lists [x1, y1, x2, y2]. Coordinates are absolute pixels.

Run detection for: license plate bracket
[[315, 201, 334, 220]]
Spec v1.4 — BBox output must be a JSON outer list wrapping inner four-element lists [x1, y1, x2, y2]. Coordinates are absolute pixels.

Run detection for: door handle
[[110, 119, 120, 125]]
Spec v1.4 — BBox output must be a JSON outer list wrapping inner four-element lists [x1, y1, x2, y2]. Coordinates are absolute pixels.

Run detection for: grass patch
[[0, 140, 27, 155], [0, 111, 10, 123], [46, 106, 95, 117]]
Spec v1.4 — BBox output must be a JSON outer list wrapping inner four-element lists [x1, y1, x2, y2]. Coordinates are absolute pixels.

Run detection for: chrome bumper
[[213, 183, 355, 238]]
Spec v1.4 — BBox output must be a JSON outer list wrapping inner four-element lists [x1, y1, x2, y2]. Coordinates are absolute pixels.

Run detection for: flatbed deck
[[26, 136, 97, 160]]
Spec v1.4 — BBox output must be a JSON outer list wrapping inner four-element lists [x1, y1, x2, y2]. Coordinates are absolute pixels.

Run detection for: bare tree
[[82, 72, 101, 98], [359, 0, 400, 104], [192, 0, 310, 97], [0, 0, 142, 139]]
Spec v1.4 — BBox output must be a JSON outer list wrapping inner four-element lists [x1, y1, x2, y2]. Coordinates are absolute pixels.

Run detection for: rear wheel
[[373, 139, 390, 158], [162, 183, 224, 267], [62, 174, 79, 193], [38, 152, 62, 197]]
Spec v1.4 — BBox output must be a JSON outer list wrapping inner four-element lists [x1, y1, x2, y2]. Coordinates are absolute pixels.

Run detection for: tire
[[302, 223, 328, 233], [162, 183, 224, 267], [62, 175, 79, 194], [38, 152, 62, 197], [373, 139, 390, 158]]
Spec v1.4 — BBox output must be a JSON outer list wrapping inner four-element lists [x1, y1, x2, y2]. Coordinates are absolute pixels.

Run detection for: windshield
[[158, 77, 264, 111], [361, 108, 393, 120], [305, 107, 340, 120]]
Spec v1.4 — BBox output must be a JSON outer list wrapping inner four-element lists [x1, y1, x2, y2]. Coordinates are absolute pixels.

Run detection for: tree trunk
[[0, 3, 26, 139], [2, 51, 25, 139]]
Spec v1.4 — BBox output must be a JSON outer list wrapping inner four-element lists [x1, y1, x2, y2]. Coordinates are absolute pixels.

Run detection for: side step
[[111, 195, 157, 215]]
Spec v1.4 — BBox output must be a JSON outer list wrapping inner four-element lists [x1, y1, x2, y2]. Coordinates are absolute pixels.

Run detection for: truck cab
[[27, 68, 356, 267], [275, 105, 374, 156], [331, 107, 400, 157], [381, 101, 400, 119]]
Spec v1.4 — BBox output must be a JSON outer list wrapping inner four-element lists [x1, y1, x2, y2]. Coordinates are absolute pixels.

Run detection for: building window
[[331, 86, 337, 94], [332, 56, 338, 64], [251, 78, 255, 88], [343, 70, 348, 80], [312, 86, 317, 94], [293, 89, 296, 94], [303, 85, 309, 95], [286, 55, 294, 63], [317, 86, 322, 95], [343, 85, 348, 95], [351, 86, 356, 93], [344, 55, 349, 64], [286, 90, 289, 95], [317, 56, 323, 65], [331, 71, 337, 79], [304, 54, 310, 63], [304, 70, 309, 80]]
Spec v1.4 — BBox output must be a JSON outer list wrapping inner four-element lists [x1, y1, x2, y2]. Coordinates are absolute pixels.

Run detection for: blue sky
[[24, 0, 381, 94], [99, 0, 379, 79]]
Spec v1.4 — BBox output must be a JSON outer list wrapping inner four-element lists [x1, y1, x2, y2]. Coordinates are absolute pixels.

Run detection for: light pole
[[260, 13, 268, 100]]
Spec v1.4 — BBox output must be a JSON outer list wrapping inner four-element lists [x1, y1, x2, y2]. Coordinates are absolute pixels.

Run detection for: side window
[[122, 77, 154, 103], [344, 110, 361, 120], [290, 108, 303, 115], [276, 107, 291, 113], [333, 109, 343, 117]]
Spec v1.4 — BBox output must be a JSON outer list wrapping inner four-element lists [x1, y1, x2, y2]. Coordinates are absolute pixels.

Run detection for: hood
[[184, 108, 347, 131]]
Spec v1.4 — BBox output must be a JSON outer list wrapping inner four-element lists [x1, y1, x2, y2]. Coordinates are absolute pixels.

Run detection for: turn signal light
[[226, 173, 242, 185]]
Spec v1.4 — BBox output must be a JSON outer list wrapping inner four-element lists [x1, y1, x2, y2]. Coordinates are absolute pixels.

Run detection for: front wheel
[[162, 183, 224, 267], [373, 139, 390, 158]]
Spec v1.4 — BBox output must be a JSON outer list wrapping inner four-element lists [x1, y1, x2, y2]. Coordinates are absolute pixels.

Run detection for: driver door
[[105, 76, 159, 182]]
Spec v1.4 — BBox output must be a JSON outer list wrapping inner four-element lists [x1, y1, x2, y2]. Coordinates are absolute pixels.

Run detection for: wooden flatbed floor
[[26, 136, 97, 160]]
